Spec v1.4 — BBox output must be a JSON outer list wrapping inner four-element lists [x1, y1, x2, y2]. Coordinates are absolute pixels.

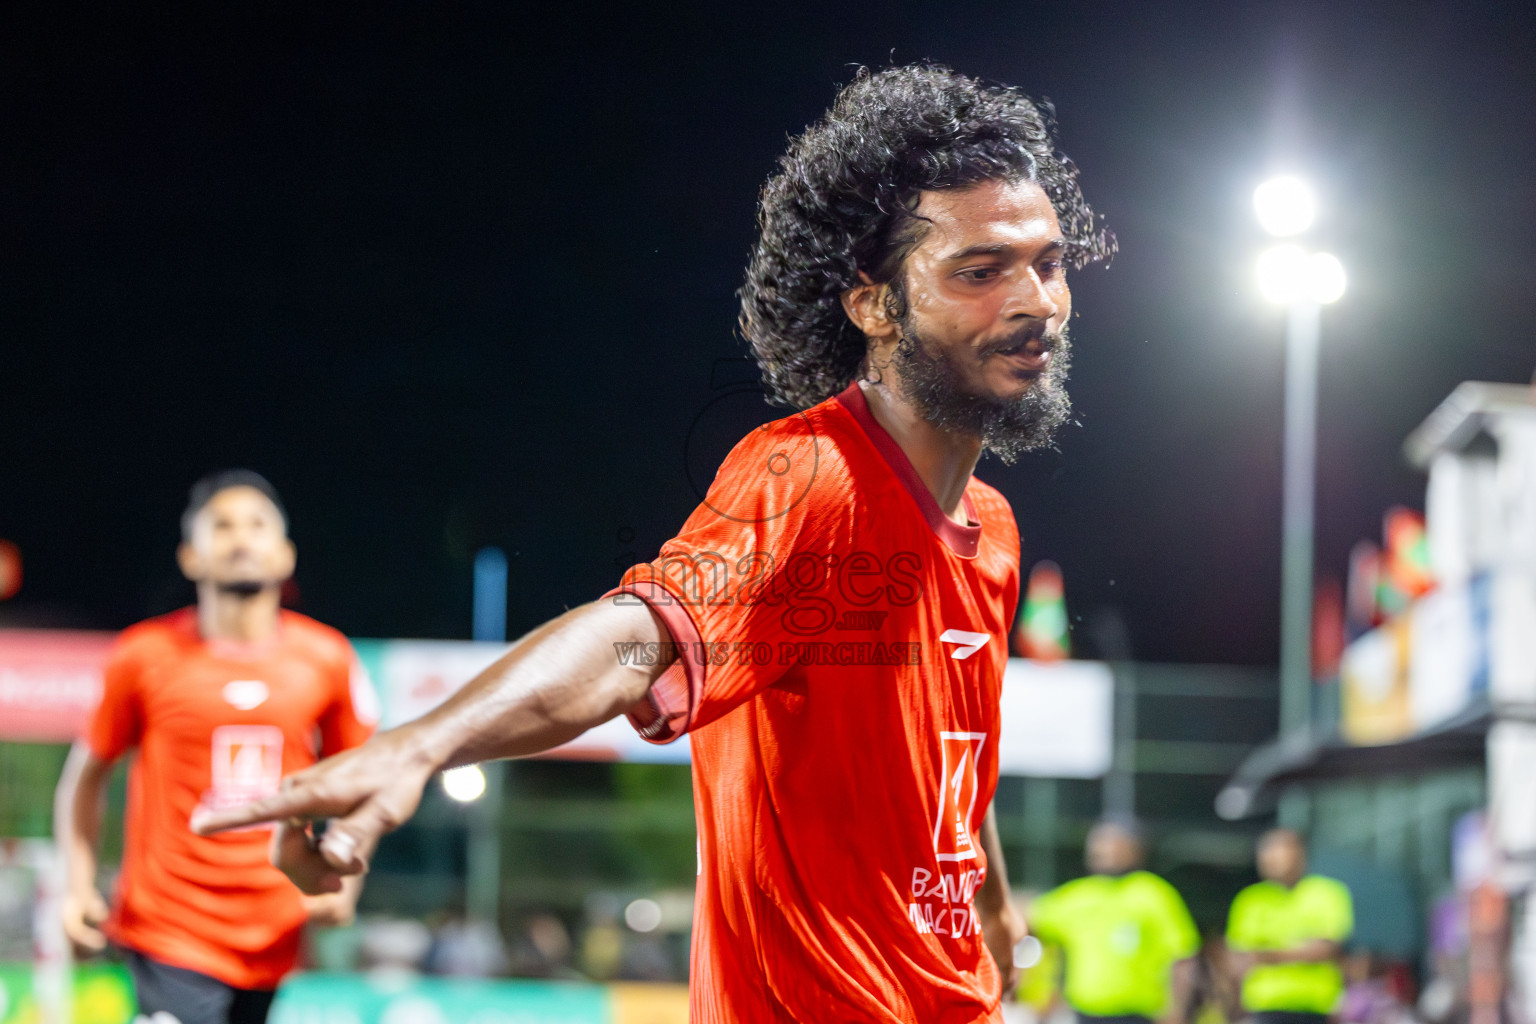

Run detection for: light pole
[[1253, 177, 1347, 738], [459, 547, 508, 923]]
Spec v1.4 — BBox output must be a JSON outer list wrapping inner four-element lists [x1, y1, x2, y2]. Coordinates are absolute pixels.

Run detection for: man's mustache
[[980, 322, 1064, 358]]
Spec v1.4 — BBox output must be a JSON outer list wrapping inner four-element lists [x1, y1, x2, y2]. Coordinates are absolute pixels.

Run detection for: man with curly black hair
[[742, 63, 1112, 459], [195, 64, 1113, 1022]]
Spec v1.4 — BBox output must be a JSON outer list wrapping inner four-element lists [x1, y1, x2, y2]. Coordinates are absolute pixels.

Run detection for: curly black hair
[[740, 64, 1115, 409]]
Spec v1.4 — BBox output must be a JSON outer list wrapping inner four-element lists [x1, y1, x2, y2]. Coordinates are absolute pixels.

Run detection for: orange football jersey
[[86, 608, 378, 989], [613, 383, 1021, 1022]]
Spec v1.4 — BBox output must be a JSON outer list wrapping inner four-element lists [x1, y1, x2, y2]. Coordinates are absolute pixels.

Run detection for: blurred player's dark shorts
[[124, 948, 277, 1024], [1251, 1014, 1328, 1024], [1077, 1013, 1152, 1024]]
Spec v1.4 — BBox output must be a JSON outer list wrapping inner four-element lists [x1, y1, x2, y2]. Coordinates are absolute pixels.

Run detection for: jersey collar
[[175, 605, 291, 660], [835, 382, 982, 559]]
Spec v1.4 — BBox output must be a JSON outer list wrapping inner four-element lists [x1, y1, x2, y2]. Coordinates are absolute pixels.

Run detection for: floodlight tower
[[1253, 177, 1346, 738]]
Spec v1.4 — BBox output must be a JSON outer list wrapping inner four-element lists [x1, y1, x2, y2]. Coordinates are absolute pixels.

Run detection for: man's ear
[[176, 542, 200, 583], [839, 272, 898, 343]]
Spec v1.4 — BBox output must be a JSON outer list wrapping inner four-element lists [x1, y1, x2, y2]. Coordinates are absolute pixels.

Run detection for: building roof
[[1404, 381, 1536, 468]]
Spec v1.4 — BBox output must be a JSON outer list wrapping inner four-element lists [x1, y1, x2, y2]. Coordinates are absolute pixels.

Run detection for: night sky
[[4, 3, 1533, 664]]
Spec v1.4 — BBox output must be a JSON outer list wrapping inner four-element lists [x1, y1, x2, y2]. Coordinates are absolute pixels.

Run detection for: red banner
[[0, 630, 113, 742]]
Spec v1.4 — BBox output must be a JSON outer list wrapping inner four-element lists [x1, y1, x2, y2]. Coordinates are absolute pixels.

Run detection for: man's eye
[[1038, 260, 1064, 277], [960, 267, 1000, 281]]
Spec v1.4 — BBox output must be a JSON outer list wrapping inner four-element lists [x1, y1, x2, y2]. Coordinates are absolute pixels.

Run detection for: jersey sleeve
[[318, 648, 381, 756], [1315, 878, 1354, 943], [609, 415, 836, 743], [1225, 886, 1260, 951], [1026, 884, 1068, 946], [84, 634, 145, 761]]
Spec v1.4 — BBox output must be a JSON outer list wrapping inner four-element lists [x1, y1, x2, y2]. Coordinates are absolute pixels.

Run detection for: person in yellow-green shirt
[[1029, 818, 1200, 1024], [1226, 828, 1353, 1024]]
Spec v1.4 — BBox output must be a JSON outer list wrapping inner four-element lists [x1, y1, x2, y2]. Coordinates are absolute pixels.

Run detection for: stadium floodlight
[[1308, 252, 1347, 304], [1257, 246, 1347, 305], [1251, 174, 1347, 745], [1253, 176, 1316, 236], [1257, 245, 1310, 304], [442, 764, 487, 802]]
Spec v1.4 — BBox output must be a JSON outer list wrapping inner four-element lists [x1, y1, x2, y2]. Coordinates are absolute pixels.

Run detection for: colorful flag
[[1312, 576, 1345, 680], [1013, 561, 1070, 661], [1345, 540, 1382, 637], [1379, 507, 1433, 616]]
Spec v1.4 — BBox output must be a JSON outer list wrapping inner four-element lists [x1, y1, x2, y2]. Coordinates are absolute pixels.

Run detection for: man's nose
[[1001, 268, 1058, 322]]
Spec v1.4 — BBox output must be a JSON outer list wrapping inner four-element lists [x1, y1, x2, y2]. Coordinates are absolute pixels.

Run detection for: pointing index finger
[[190, 792, 312, 836]]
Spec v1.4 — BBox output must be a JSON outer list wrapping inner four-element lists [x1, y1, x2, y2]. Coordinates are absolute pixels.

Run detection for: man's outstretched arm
[[191, 597, 674, 892]]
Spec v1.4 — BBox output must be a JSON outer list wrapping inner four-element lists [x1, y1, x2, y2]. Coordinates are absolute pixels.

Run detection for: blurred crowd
[[291, 818, 1516, 1024], [307, 890, 690, 985], [1002, 821, 1515, 1024]]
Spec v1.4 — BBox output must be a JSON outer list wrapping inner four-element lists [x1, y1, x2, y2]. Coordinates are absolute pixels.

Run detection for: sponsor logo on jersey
[[198, 725, 284, 825], [933, 731, 986, 862], [938, 629, 989, 660], [221, 680, 269, 710]]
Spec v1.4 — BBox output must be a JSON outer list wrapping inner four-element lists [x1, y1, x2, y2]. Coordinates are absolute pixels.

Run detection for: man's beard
[[891, 319, 1073, 464], [215, 580, 269, 597]]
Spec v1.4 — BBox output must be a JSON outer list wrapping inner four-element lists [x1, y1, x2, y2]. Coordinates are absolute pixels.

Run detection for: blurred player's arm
[[1162, 956, 1197, 1024], [976, 802, 1025, 999], [1241, 938, 1341, 966], [191, 597, 674, 893], [53, 742, 115, 956], [1225, 886, 1344, 976]]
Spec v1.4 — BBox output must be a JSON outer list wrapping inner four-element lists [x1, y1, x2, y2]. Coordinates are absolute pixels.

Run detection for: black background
[[4, 2, 1534, 663]]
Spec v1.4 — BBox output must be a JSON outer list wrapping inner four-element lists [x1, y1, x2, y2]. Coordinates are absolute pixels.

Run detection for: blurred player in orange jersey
[[195, 64, 1116, 1023], [54, 470, 379, 1024]]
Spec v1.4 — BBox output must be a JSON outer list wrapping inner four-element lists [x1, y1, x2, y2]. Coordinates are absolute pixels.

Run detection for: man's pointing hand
[[185, 600, 668, 896], [190, 733, 437, 894]]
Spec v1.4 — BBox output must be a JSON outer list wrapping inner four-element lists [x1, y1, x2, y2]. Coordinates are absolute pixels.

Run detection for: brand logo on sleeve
[[938, 629, 989, 660]]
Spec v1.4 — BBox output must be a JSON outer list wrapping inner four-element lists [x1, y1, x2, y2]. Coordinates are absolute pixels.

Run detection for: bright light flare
[[1257, 245, 1309, 303], [1257, 246, 1347, 305], [624, 898, 662, 933], [442, 764, 487, 802], [1253, 176, 1316, 236], [1308, 252, 1347, 303], [1013, 935, 1044, 969]]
